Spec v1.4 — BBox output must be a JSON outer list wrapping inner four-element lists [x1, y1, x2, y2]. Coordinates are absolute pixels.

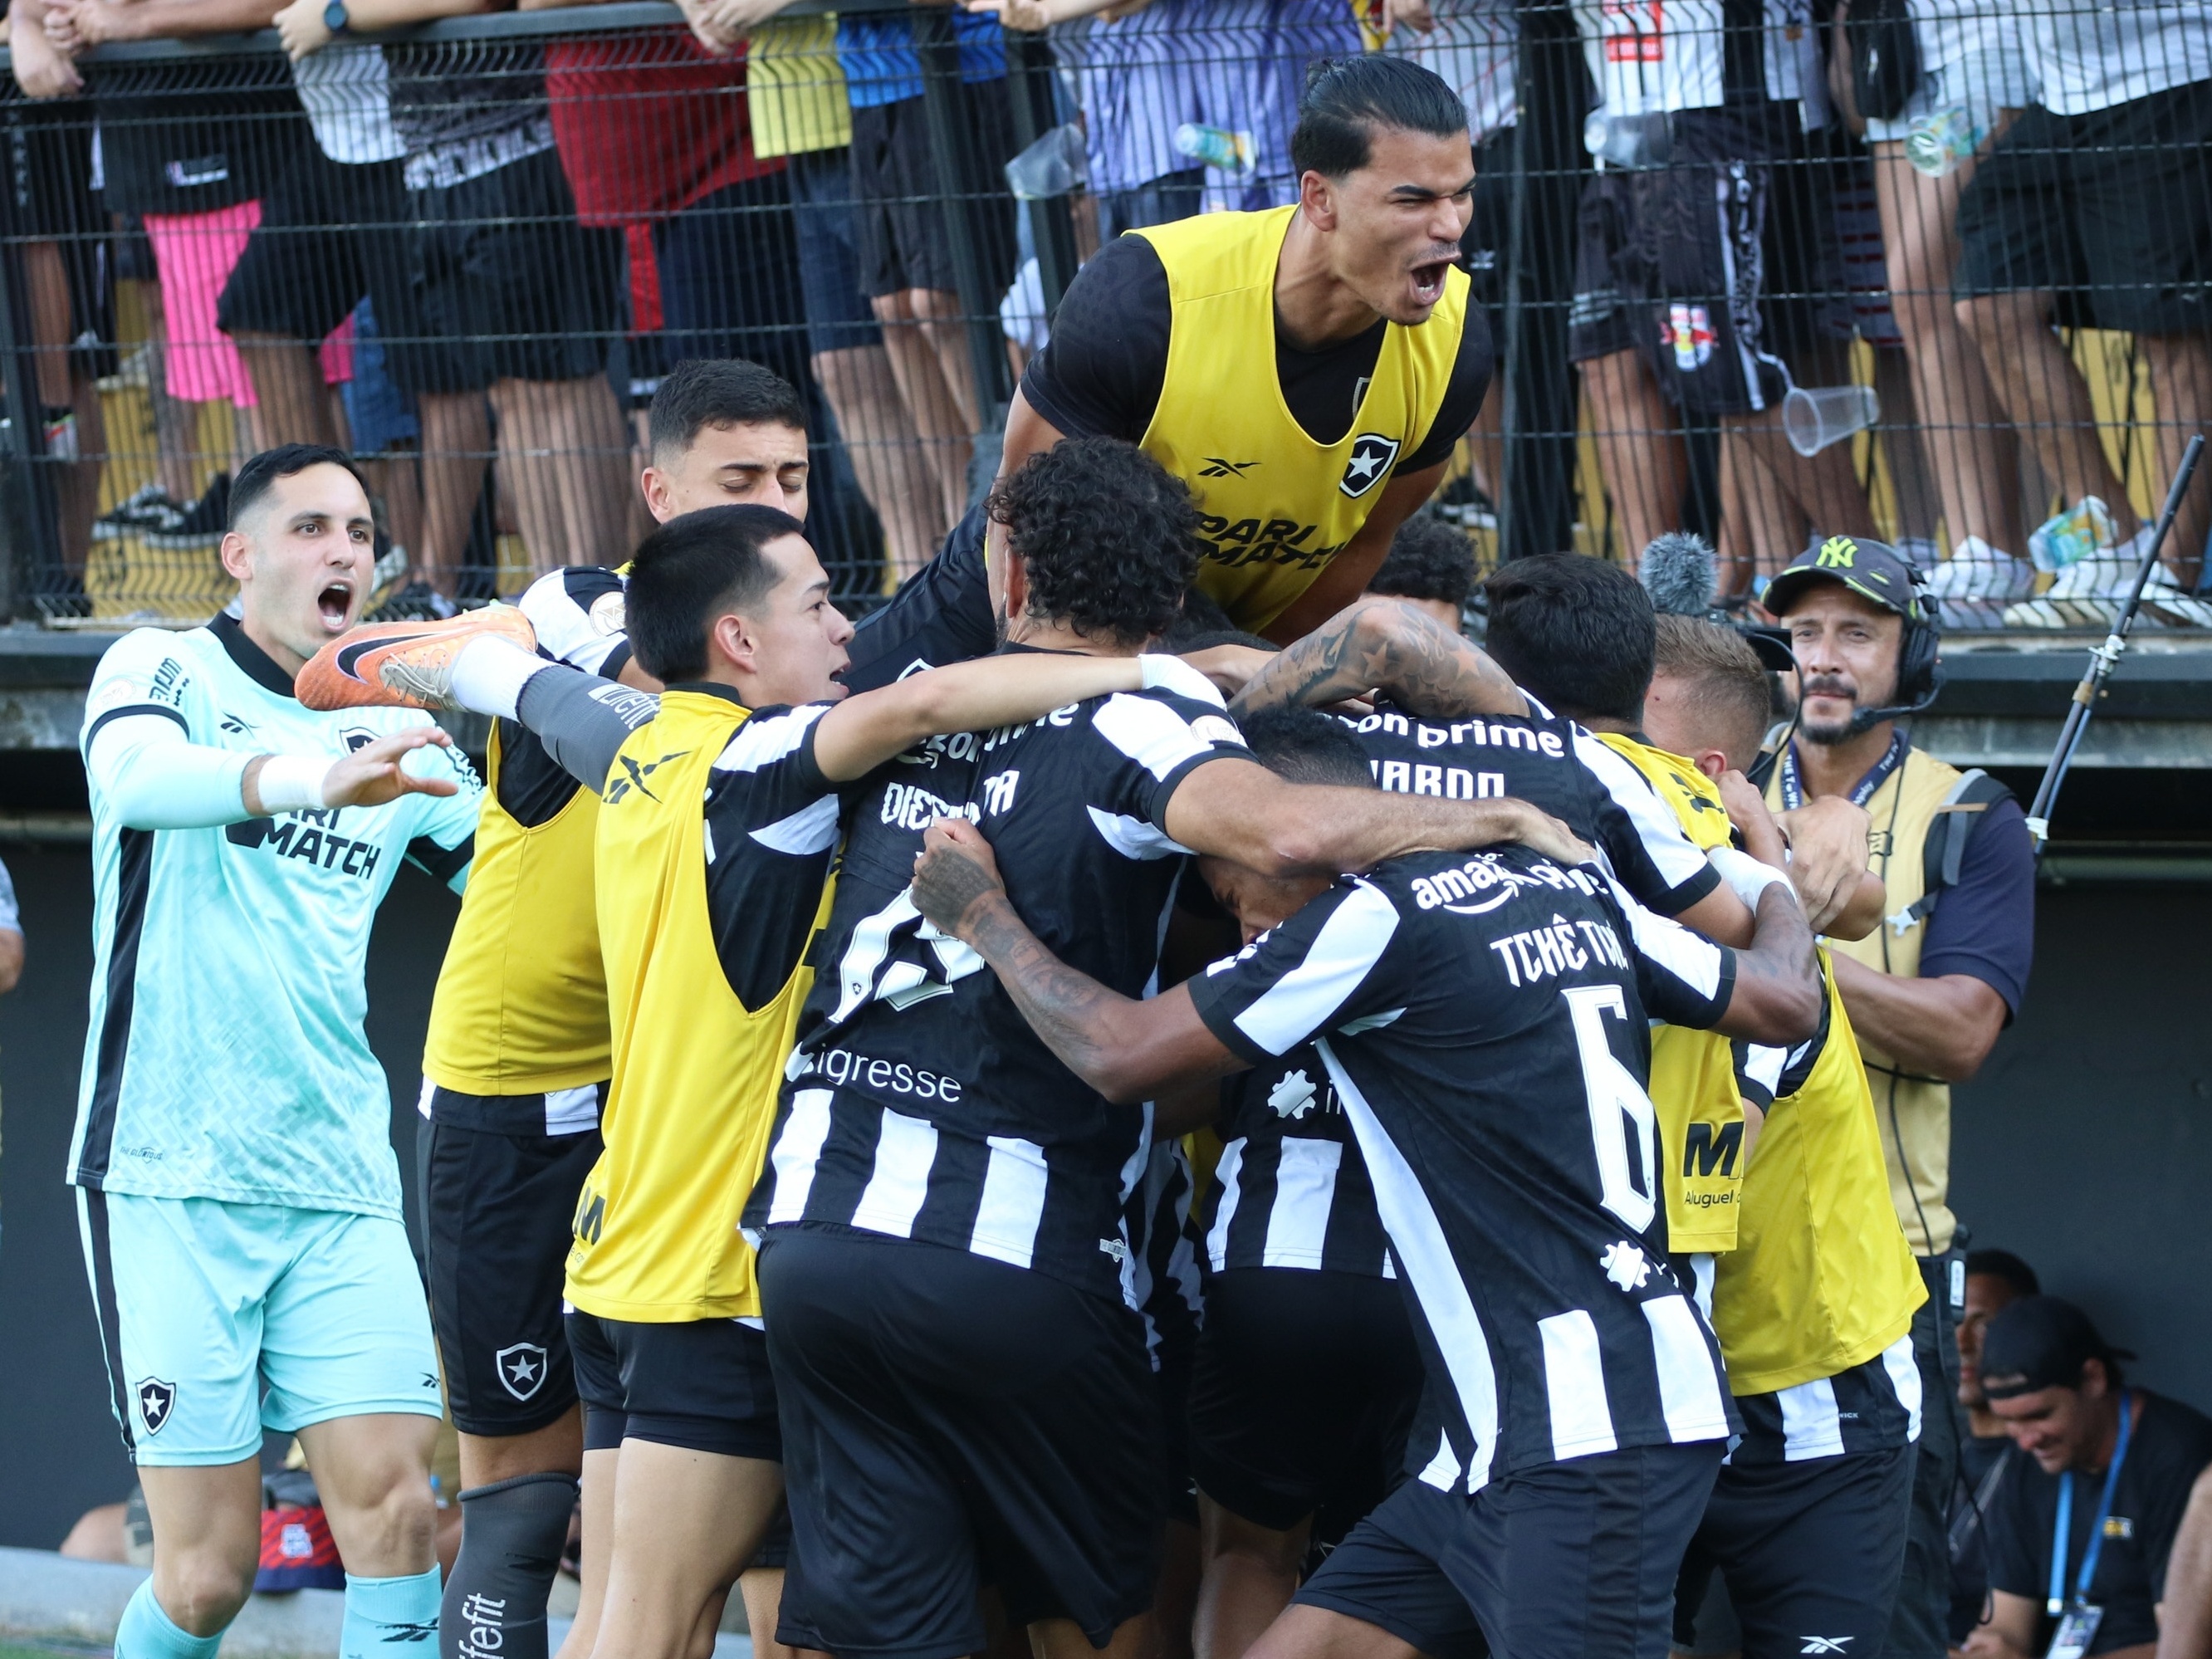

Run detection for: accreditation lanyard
[[2048, 1391, 2134, 1617], [1779, 731, 1908, 812]]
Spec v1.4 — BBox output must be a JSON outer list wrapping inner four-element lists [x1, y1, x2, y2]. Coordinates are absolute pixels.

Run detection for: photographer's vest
[[422, 722, 609, 1094], [1767, 738, 1965, 1256], [566, 692, 832, 1322], [1593, 732, 1746, 1255], [1133, 207, 1471, 634]]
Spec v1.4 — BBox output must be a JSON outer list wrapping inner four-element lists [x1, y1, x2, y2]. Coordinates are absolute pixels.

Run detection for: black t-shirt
[[1984, 1392, 2212, 1655], [1020, 235, 1495, 477], [1952, 1433, 2023, 1644], [1188, 846, 1741, 1481], [1918, 794, 2036, 1017]]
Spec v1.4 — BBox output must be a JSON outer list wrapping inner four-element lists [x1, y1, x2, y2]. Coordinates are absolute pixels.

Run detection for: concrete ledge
[[0, 1549, 751, 1658]]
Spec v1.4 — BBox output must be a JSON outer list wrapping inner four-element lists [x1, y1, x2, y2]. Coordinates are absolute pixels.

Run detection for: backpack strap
[[1887, 768, 2014, 935]]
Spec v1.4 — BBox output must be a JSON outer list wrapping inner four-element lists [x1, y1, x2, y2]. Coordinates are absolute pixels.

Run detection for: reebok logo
[[1198, 458, 1260, 478], [1801, 1640, 1853, 1654]]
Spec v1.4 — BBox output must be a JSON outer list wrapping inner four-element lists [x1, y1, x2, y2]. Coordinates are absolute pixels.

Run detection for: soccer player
[[844, 51, 1494, 685], [309, 491, 1250, 1659], [1639, 615, 1931, 1659], [322, 356, 826, 1659], [906, 745, 1826, 1659], [738, 438, 1588, 1659], [71, 444, 483, 1659]]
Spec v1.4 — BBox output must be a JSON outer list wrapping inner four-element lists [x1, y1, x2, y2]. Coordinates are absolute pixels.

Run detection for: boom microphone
[[1639, 531, 1720, 617]]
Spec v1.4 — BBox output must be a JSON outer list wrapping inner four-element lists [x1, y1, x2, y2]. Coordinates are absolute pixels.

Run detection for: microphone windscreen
[[1639, 531, 1719, 616]]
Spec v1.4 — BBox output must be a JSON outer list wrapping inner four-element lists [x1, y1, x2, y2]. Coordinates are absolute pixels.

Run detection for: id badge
[[2048, 1604, 2104, 1659]]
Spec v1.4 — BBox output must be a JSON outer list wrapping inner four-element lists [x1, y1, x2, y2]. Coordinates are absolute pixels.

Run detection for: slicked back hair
[[988, 438, 1198, 648], [1291, 55, 1469, 180], [1652, 614, 1771, 771], [1480, 554, 1656, 725], [648, 358, 807, 465], [626, 504, 806, 683], [229, 444, 369, 532]]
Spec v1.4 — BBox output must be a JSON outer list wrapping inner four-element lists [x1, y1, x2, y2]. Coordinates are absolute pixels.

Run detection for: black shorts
[[650, 170, 809, 384], [1568, 104, 1849, 415], [566, 1308, 782, 1461], [1187, 1268, 1423, 1535], [1673, 1443, 1916, 1659], [760, 1227, 1162, 1659], [2, 95, 115, 379], [407, 145, 624, 391], [1297, 1441, 1724, 1659], [849, 83, 1020, 301], [841, 504, 996, 691], [420, 1118, 602, 1436], [1952, 81, 2212, 335], [216, 147, 430, 390]]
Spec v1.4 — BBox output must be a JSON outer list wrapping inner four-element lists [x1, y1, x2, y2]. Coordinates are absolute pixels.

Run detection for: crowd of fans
[[3, 0, 2210, 625]]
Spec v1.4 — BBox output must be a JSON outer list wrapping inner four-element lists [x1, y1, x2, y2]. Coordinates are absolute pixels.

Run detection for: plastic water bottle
[[1583, 108, 1671, 169], [1174, 123, 1256, 178], [1905, 104, 1983, 178], [2028, 497, 2118, 574]]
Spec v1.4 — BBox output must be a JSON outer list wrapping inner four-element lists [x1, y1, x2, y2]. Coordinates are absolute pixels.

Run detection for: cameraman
[[1761, 536, 2037, 1659]]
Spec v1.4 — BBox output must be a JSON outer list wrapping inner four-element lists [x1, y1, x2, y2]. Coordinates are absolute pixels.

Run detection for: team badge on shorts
[[496, 1343, 550, 1402], [1340, 433, 1400, 498], [135, 1378, 177, 1436]]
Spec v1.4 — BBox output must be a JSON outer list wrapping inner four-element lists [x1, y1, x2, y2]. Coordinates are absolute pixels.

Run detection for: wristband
[[255, 754, 332, 815], [1140, 652, 1218, 702], [1709, 845, 1796, 912]]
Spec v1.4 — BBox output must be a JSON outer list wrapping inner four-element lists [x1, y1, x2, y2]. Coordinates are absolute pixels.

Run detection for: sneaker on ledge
[[297, 603, 536, 712], [91, 482, 180, 543], [143, 473, 230, 551], [1925, 536, 2036, 601]]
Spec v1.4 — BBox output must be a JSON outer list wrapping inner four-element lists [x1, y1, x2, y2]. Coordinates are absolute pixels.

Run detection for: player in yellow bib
[[840, 54, 1492, 689], [1637, 612, 1930, 1659]]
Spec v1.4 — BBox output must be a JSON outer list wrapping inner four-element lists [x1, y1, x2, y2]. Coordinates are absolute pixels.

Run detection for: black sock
[[442, 1472, 579, 1659]]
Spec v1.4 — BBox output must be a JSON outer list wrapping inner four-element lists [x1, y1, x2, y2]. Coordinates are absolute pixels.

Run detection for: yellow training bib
[[565, 692, 833, 1323], [1134, 208, 1469, 634]]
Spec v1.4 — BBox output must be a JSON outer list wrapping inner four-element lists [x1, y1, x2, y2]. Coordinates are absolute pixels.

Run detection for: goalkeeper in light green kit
[[68, 446, 487, 1659]]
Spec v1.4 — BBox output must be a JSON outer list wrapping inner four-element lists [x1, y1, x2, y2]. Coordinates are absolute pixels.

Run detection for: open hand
[[912, 816, 1004, 937], [1504, 800, 1597, 869], [322, 727, 462, 809]]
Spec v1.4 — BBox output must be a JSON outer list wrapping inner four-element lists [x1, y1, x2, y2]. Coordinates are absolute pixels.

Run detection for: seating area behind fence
[[4, 0, 2210, 630]]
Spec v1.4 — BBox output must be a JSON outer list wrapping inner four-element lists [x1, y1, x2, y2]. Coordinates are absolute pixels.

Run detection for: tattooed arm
[[913, 819, 1245, 1104], [1227, 598, 1527, 723]]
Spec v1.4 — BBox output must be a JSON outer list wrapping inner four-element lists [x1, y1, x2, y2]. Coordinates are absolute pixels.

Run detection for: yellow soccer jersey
[[1594, 732, 1744, 1252], [1712, 954, 1926, 1393], [421, 722, 609, 1098], [1133, 208, 1471, 633], [564, 690, 841, 1324]]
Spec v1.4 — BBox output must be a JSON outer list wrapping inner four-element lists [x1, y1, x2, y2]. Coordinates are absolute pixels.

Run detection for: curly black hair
[[988, 438, 1198, 648], [1369, 514, 1476, 607]]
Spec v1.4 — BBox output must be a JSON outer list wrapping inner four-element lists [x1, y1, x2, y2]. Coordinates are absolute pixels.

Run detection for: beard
[[1797, 675, 1867, 745]]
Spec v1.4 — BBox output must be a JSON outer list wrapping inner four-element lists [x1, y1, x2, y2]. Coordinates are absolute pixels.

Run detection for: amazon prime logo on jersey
[[495, 1343, 549, 1402], [1339, 433, 1400, 499], [135, 1377, 177, 1436]]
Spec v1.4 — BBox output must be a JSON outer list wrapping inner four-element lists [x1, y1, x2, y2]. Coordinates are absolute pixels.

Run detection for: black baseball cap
[[1763, 535, 1932, 624], [1979, 1295, 2136, 1400]]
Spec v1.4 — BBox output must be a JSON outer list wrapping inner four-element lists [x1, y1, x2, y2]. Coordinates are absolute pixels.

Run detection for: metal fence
[[2, 0, 2209, 631]]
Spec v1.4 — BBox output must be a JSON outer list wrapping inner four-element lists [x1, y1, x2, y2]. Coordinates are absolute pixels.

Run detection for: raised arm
[[1227, 596, 1524, 722], [1162, 755, 1595, 877], [912, 819, 1244, 1104], [811, 652, 1162, 782], [1657, 859, 1824, 1046]]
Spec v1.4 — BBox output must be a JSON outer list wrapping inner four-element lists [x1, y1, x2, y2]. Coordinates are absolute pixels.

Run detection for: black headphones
[[1847, 562, 1945, 733]]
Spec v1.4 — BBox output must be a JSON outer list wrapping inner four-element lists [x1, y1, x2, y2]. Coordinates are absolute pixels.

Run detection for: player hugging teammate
[[72, 52, 1929, 1659]]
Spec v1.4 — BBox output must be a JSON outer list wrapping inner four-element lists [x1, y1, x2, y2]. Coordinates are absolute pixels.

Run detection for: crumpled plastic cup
[[1784, 384, 1880, 457], [1005, 124, 1089, 201]]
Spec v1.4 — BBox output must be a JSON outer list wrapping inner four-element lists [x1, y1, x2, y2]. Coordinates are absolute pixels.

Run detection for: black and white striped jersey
[[1126, 1138, 1204, 1370], [746, 667, 1250, 1304], [1203, 1045, 1397, 1279], [1337, 697, 1721, 918], [1186, 846, 1744, 1487], [1197, 696, 1720, 1285], [1730, 1336, 1922, 1464]]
